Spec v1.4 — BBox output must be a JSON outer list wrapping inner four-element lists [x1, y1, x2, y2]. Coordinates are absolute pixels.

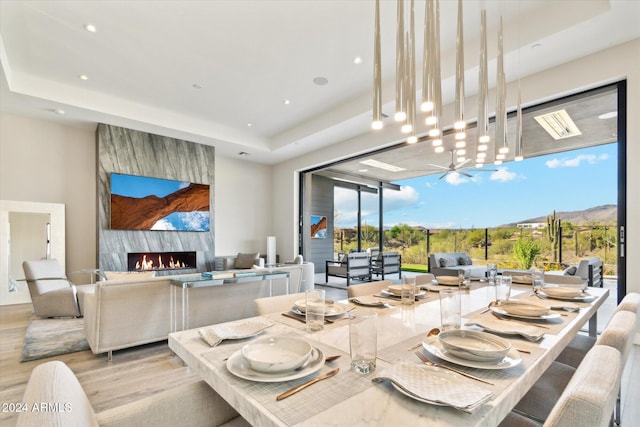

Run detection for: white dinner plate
[[422, 336, 521, 370], [291, 304, 348, 318], [490, 306, 561, 320], [538, 291, 595, 302], [226, 347, 325, 382], [381, 289, 427, 298]]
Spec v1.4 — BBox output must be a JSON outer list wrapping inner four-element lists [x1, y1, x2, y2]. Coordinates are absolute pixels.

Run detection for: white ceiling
[[1, 1, 639, 164]]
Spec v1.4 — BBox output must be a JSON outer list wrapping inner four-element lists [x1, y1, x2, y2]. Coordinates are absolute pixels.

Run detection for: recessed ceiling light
[[313, 77, 328, 86], [283, 99, 291, 105], [247, 123, 252, 127], [84, 24, 97, 33], [52, 109, 65, 115], [192, 83, 203, 89], [531, 43, 542, 49], [238, 151, 250, 156], [598, 111, 617, 120], [79, 74, 89, 80], [358, 169, 369, 172], [353, 57, 362, 64], [360, 159, 406, 172]]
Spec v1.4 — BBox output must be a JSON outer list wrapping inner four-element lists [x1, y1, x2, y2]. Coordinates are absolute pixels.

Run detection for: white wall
[[272, 38, 640, 295], [214, 155, 273, 256], [0, 113, 96, 277]]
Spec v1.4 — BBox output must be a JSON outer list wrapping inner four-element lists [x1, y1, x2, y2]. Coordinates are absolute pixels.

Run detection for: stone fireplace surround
[[97, 124, 216, 274]]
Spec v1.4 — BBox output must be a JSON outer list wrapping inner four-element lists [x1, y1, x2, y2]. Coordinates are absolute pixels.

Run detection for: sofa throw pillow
[[234, 253, 260, 269], [457, 255, 473, 266], [563, 265, 578, 276], [439, 256, 458, 268]]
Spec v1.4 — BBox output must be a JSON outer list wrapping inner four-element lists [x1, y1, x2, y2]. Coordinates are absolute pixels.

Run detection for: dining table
[[168, 282, 608, 426]]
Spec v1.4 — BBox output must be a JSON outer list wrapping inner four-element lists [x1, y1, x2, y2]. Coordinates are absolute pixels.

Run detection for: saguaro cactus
[[546, 210, 561, 262]]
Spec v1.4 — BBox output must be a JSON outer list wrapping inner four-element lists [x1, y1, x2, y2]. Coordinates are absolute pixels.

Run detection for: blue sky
[[334, 143, 617, 229], [111, 173, 210, 231]]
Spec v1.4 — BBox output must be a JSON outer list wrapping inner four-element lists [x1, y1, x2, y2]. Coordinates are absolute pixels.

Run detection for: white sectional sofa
[[83, 273, 295, 359]]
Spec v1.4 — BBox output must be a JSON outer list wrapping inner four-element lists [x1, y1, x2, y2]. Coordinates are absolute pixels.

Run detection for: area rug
[[20, 317, 90, 362]]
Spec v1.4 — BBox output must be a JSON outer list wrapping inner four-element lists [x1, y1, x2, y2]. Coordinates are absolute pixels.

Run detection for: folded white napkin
[[520, 294, 580, 312], [465, 315, 545, 341], [199, 318, 274, 347], [350, 297, 387, 307], [373, 362, 493, 413]]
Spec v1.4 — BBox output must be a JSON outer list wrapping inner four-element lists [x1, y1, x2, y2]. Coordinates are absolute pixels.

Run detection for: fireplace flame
[[129, 251, 194, 271]]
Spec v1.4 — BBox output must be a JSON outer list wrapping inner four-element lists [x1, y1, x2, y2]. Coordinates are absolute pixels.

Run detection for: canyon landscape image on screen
[[110, 173, 210, 231]]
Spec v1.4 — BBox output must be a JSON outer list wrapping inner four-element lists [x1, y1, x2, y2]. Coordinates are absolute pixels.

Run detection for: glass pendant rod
[[454, 0, 465, 131], [395, 0, 406, 122], [372, 0, 383, 130]]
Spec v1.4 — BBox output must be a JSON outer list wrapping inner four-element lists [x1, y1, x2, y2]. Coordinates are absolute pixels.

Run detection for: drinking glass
[[349, 311, 377, 374], [531, 268, 544, 293], [305, 289, 325, 332], [400, 277, 416, 305], [487, 264, 497, 284], [497, 275, 512, 301], [439, 288, 461, 331]]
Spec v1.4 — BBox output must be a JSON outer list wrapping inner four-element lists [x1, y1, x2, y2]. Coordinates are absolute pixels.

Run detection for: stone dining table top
[[169, 283, 608, 426]]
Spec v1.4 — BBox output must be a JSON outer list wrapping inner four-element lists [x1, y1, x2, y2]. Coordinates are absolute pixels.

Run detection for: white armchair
[[22, 259, 93, 318]]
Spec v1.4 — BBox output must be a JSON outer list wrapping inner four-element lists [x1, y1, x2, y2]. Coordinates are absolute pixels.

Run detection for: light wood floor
[[0, 303, 197, 427], [1, 293, 638, 426]]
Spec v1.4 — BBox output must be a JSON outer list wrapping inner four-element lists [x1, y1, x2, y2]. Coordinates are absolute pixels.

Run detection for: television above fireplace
[[110, 173, 210, 231]]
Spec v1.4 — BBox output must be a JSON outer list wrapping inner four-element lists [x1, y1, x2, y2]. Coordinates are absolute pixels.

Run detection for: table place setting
[[465, 313, 546, 341], [372, 362, 494, 413], [198, 317, 274, 347], [535, 286, 596, 302], [200, 332, 373, 426]]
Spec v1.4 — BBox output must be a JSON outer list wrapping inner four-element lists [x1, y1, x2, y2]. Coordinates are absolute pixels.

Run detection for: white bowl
[[436, 276, 460, 286], [438, 330, 512, 362], [498, 300, 550, 317], [293, 299, 335, 312], [241, 336, 312, 373], [542, 286, 583, 298]]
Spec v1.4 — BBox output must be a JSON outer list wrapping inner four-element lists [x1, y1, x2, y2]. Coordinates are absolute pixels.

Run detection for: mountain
[[502, 204, 617, 227]]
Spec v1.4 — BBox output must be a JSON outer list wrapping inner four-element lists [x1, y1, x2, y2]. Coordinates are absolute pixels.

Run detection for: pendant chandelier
[[371, 1, 517, 165]]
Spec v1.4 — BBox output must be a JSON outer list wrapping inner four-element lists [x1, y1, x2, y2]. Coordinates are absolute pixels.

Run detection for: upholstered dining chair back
[[596, 310, 636, 367], [347, 280, 393, 298], [413, 273, 436, 286], [544, 345, 621, 427], [22, 259, 81, 318], [253, 292, 307, 316]]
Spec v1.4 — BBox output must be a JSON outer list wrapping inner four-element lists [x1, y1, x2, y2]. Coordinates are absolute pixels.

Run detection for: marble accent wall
[[97, 124, 215, 273]]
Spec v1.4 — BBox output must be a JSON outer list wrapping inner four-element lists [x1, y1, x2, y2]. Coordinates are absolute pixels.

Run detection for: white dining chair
[[512, 310, 636, 422], [413, 273, 436, 287], [500, 345, 622, 427], [253, 292, 306, 315], [556, 292, 640, 369], [347, 280, 393, 298], [544, 345, 622, 427]]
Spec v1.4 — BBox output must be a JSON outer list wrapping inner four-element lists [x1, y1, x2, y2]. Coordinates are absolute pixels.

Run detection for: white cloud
[[151, 219, 176, 230], [490, 167, 517, 182], [445, 172, 469, 186], [545, 153, 608, 168]]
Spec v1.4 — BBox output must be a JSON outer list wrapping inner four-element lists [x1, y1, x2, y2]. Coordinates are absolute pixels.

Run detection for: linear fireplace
[[127, 251, 196, 272]]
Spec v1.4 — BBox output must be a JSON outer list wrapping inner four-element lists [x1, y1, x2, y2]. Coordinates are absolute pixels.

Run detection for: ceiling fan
[[427, 149, 497, 180]]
